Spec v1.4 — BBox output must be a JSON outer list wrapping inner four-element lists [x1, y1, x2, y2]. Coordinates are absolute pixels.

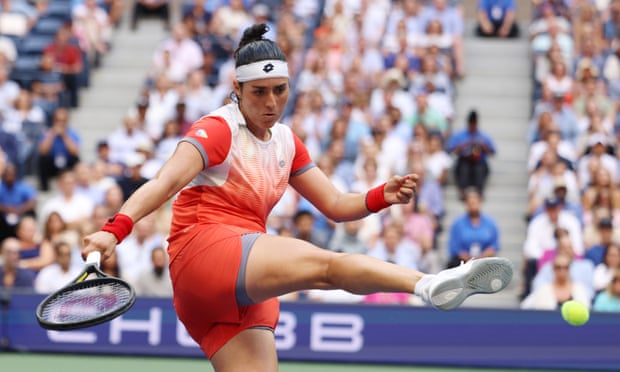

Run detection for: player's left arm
[[288, 135, 417, 222]]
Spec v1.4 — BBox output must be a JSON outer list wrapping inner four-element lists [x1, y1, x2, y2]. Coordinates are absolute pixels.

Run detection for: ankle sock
[[414, 274, 436, 302]]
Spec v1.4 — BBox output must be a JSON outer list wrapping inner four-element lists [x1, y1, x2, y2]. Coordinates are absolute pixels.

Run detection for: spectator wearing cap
[[115, 152, 148, 202], [584, 213, 620, 264], [446, 188, 500, 268], [577, 133, 618, 185], [522, 195, 584, 299], [446, 109, 495, 199], [475, 0, 519, 38]]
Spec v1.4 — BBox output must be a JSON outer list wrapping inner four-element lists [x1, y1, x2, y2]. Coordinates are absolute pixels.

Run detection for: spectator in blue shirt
[[37, 108, 80, 191], [476, 0, 519, 38], [447, 188, 500, 268], [593, 268, 620, 312], [0, 237, 35, 290], [447, 109, 496, 199], [0, 163, 37, 240]]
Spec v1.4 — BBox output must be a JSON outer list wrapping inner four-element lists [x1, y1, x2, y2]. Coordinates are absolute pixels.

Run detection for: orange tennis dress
[[166, 103, 313, 358]]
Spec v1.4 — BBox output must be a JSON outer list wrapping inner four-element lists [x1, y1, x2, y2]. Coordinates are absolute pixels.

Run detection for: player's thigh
[[244, 234, 341, 303], [210, 328, 277, 372]]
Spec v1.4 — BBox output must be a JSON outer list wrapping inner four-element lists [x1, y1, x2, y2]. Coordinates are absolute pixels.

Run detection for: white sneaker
[[428, 257, 514, 311]]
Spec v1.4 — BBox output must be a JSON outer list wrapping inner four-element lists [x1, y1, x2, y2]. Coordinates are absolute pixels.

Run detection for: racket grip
[[86, 251, 101, 267]]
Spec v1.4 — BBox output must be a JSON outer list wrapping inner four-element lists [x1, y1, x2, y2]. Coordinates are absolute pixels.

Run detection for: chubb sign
[[45, 308, 364, 353]]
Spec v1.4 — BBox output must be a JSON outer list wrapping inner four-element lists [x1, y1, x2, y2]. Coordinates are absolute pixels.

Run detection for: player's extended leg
[[244, 234, 514, 310], [209, 328, 277, 372]]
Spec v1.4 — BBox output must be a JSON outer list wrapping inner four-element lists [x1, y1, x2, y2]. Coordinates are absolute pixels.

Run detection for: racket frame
[[35, 253, 136, 331]]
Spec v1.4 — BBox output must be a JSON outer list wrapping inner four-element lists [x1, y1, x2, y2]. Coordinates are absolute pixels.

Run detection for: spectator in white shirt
[[116, 213, 164, 286], [522, 196, 584, 299], [34, 241, 81, 294], [107, 113, 151, 165], [134, 246, 173, 297], [40, 169, 95, 231]]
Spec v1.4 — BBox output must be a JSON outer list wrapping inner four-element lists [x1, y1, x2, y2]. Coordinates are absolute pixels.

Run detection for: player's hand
[[384, 173, 418, 205], [82, 230, 118, 262]]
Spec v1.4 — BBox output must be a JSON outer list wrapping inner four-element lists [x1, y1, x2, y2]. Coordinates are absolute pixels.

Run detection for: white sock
[[413, 274, 436, 302]]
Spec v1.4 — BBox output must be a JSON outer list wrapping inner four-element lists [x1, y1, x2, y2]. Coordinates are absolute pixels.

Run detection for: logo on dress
[[263, 63, 274, 73], [195, 129, 208, 138]]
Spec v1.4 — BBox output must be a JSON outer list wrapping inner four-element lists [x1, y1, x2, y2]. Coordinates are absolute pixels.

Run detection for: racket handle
[[86, 251, 101, 267]]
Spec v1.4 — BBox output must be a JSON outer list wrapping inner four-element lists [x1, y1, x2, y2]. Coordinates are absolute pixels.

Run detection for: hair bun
[[238, 23, 269, 50]]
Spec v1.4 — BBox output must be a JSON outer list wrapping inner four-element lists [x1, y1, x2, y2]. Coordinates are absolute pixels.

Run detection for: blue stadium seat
[[31, 17, 64, 36], [10, 55, 41, 88], [44, 2, 72, 22], [17, 35, 53, 56]]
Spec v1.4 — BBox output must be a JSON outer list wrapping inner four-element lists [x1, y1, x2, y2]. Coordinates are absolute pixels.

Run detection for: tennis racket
[[36, 251, 136, 331]]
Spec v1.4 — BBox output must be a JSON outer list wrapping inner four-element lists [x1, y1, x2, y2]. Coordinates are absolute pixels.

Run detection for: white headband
[[235, 60, 289, 82]]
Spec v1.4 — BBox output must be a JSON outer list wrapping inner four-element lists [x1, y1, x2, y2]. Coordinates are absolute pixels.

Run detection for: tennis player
[[82, 24, 513, 371]]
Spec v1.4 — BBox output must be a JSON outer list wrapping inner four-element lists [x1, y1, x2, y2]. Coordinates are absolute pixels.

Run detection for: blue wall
[[2, 293, 620, 370]]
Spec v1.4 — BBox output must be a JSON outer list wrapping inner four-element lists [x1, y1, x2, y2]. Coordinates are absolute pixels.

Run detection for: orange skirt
[[168, 224, 279, 358]]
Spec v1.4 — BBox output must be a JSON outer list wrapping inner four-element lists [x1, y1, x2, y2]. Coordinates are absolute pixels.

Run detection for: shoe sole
[[429, 257, 514, 311]]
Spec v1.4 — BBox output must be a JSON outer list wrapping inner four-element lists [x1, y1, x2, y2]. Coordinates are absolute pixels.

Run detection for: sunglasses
[[553, 265, 569, 270]]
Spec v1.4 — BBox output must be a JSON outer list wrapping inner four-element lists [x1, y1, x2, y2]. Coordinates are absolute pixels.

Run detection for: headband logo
[[263, 63, 274, 73]]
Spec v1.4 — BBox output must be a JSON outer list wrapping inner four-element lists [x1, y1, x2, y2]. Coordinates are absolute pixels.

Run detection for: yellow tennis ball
[[561, 300, 590, 326]]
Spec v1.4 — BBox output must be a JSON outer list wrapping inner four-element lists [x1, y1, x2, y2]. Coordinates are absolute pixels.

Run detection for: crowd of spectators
[[4, 0, 617, 314], [0, 0, 475, 306], [521, 0, 620, 312]]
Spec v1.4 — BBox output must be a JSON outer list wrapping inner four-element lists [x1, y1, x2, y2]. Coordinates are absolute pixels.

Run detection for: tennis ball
[[561, 300, 590, 326]]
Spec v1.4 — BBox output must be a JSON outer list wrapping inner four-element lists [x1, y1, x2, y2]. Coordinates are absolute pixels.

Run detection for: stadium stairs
[[439, 9, 533, 308]]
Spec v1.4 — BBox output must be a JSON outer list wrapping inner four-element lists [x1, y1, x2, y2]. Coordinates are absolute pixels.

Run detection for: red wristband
[[365, 183, 391, 213], [101, 213, 134, 244]]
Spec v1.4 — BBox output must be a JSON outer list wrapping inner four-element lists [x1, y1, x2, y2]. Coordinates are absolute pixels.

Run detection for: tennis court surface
[[1, 352, 549, 372]]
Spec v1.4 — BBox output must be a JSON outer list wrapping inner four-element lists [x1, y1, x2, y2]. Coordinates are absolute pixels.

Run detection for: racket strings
[[39, 280, 133, 324]]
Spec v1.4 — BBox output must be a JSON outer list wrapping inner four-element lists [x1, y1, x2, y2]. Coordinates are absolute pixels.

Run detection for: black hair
[[234, 23, 286, 67], [467, 110, 478, 125]]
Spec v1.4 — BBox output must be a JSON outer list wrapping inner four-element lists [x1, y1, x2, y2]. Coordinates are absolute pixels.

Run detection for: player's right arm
[[83, 116, 233, 260], [83, 141, 204, 260]]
